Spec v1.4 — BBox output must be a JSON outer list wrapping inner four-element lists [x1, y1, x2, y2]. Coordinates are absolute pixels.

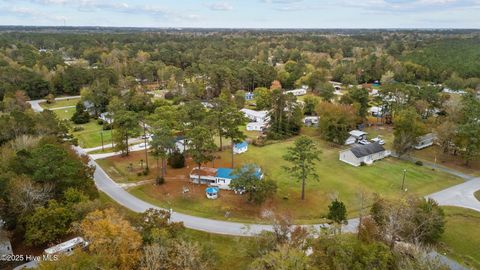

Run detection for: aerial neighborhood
[[1, 23, 480, 270]]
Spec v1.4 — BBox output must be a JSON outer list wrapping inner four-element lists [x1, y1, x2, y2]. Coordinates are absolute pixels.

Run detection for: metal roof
[[350, 143, 386, 158]]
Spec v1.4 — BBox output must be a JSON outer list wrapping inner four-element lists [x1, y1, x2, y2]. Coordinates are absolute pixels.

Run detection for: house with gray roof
[[339, 143, 391, 167]]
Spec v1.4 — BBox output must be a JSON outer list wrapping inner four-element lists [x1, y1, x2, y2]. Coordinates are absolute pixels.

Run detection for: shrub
[[415, 160, 423, 166], [143, 167, 149, 176], [360, 162, 366, 166], [97, 119, 104, 125], [103, 123, 112, 130], [164, 91, 175, 100], [156, 176, 165, 185], [168, 151, 185, 168]]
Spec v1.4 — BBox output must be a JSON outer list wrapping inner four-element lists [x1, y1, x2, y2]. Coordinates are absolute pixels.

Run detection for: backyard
[[99, 131, 463, 224]]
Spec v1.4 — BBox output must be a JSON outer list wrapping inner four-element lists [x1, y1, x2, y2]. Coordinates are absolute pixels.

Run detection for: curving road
[[28, 97, 472, 269]]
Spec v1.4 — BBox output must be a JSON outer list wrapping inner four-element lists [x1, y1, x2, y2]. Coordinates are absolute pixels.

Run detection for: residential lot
[[99, 131, 462, 223]]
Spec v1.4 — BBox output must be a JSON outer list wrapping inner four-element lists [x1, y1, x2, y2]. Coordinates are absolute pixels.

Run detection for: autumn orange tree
[[80, 208, 142, 270]]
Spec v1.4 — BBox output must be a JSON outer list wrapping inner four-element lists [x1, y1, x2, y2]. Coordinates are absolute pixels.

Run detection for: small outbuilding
[[205, 187, 219, 199], [345, 130, 368, 145], [303, 116, 319, 127], [233, 141, 248, 154], [340, 143, 391, 167], [0, 230, 12, 256]]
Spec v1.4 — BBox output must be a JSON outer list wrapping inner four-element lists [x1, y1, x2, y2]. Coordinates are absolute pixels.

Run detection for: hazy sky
[[0, 0, 479, 28]]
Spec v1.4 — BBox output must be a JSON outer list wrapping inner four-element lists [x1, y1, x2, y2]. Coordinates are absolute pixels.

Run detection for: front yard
[[99, 132, 463, 224]]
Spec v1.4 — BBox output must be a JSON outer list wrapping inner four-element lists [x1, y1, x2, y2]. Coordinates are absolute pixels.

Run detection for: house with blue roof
[[233, 141, 248, 154], [189, 165, 263, 190]]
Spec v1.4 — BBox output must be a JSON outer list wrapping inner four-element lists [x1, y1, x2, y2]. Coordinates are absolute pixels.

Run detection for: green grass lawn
[[73, 121, 113, 148], [52, 107, 76, 120], [122, 132, 462, 224], [439, 207, 480, 270], [40, 98, 80, 109]]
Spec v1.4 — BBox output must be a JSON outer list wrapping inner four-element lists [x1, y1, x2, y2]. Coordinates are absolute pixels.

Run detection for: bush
[[156, 176, 165, 185], [164, 91, 175, 100], [97, 119, 104, 125], [143, 167, 149, 176], [415, 160, 423, 166], [360, 162, 366, 166], [168, 151, 185, 168], [103, 123, 112, 130]]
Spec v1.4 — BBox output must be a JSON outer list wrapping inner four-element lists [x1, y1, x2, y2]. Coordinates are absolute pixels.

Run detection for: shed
[[233, 141, 248, 154], [0, 230, 12, 256]]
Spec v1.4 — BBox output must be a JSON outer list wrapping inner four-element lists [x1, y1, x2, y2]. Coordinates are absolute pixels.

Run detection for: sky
[[0, 0, 479, 29]]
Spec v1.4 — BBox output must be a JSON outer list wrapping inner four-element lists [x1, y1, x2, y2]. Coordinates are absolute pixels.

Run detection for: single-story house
[[246, 122, 267, 131], [233, 141, 248, 154], [415, 133, 437, 150], [329, 81, 342, 91], [345, 130, 368, 145], [368, 106, 383, 117], [190, 166, 263, 190], [285, 86, 308, 96], [241, 108, 269, 123], [0, 230, 12, 256], [245, 92, 254, 101], [99, 112, 113, 124], [241, 108, 269, 131], [340, 143, 391, 167], [303, 116, 319, 127]]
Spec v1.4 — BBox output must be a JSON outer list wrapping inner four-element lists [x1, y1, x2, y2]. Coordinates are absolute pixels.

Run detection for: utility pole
[[143, 122, 149, 170], [101, 131, 104, 151], [401, 169, 407, 191]]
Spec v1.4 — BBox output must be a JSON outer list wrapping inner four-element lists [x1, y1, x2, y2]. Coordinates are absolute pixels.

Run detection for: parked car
[[371, 136, 385, 145], [358, 139, 371, 145]]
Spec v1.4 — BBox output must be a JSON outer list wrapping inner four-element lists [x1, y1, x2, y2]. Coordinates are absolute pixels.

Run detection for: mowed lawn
[[43, 98, 111, 148], [73, 121, 112, 148], [123, 132, 462, 224], [439, 207, 480, 269], [40, 98, 80, 109], [52, 107, 76, 120]]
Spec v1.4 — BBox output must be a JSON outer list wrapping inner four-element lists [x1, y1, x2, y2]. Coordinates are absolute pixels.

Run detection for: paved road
[[427, 178, 480, 212], [27, 96, 81, 113], [28, 97, 472, 269], [73, 146, 358, 236]]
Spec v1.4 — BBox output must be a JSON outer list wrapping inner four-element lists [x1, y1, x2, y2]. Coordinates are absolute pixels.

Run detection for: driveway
[[27, 96, 81, 112], [427, 178, 480, 212]]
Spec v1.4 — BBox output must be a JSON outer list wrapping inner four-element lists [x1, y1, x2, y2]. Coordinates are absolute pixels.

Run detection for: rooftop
[[240, 108, 268, 118], [190, 167, 217, 177], [350, 143, 386, 158]]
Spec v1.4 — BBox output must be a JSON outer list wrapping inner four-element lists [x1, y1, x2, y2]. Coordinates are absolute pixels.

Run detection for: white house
[[345, 130, 368, 145], [233, 141, 248, 154], [368, 106, 383, 117], [241, 108, 269, 131], [99, 112, 113, 124], [415, 133, 437, 150], [340, 143, 391, 167], [285, 86, 308, 96], [329, 81, 342, 91], [303, 116, 319, 127], [190, 166, 263, 190], [241, 109, 268, 122]]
